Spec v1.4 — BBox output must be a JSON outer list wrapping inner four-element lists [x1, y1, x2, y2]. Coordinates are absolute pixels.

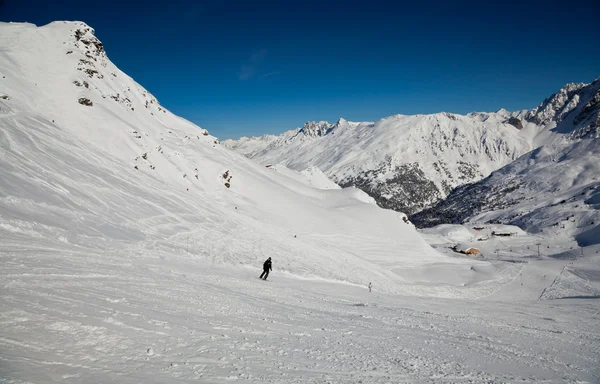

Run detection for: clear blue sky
[[2, 0, 599, 139]]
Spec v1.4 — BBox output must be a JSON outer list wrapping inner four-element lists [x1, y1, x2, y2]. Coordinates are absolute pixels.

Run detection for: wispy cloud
[[259, 71, 281, 79], [239, 49, 268, 80]]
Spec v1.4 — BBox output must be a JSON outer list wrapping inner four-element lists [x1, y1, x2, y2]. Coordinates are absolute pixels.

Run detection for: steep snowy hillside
[[412, 79, 600, 244], [0, 21, 493, 294], [224, 115, 531, 214]]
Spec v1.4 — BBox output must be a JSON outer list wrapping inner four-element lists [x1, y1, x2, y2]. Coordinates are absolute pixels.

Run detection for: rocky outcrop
[[525, 77, 600, 139], [299, 121, 333, 137], [505, 116, 523, 130], [78, 97, 93, 106], [339, 162, 442, 214]]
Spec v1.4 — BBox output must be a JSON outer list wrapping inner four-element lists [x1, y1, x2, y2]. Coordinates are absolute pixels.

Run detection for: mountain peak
[[70, 23, 105, 56], [299, 121, 332, 137], [525, 77, 600, 138], [46, 20, 93, 28], [562, 81, 587, 92]]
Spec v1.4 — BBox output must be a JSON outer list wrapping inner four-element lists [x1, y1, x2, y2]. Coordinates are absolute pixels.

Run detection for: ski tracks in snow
[[1, 247, 599, 383]]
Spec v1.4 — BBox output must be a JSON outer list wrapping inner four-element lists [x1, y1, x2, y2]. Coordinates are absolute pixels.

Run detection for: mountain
[[412, 78, 600, 245], [224, 114, 532, 214], [0, 21, 486, 293]]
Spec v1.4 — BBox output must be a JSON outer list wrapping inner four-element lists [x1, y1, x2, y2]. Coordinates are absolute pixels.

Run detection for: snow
[[0, 21, 599, 383], [419, 224, 475, 244], [3, 244, 600, 383], [270, 164, 341, 190], [227, 77, 600, 247]]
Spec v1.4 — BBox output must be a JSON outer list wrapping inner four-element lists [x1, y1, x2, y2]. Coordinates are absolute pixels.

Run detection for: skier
[[368, 282, 372, 292], [260, 257, 272, 280]]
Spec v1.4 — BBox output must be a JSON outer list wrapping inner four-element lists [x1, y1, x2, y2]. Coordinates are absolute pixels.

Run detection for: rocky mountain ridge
[[224, 113, 531, 214]]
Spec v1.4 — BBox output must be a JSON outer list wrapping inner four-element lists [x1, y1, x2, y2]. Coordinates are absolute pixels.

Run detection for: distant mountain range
[[224, 113, 531, 215], [224, 78, 600, 244]]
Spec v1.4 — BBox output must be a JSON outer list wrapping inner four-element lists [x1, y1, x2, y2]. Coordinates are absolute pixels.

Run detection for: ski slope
[[0, 20, 507, 297], [2, 244, 600, 383], [0, 21, 599, 383]]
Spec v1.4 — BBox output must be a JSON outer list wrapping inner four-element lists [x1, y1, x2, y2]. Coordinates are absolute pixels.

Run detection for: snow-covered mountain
[[224, 115, 532, 214], [0, 21, 485, 293], [412, 78, 600, 244]]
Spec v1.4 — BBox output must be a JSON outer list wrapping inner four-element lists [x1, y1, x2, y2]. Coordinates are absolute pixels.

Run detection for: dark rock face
[[336, 157, 487, 215], [524, 83, 585, 126], [409, 174, 523, 228], [71, 24, 108, 82], [299, 121, 333, 138], [78, 98, 93, 106], [339, 162, 442, 215], [572, 88, 600, 139], [505, 116, 523, 130], [74, 27, 104, 55]]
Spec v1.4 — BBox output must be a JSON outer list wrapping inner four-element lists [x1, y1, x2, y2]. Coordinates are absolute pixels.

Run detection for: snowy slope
[[224, 116, 531, 215], [3, 249, 600, 383], [269, 164, 342, 190], [0, 21, 495, 295], [1, 21, 600, 383]]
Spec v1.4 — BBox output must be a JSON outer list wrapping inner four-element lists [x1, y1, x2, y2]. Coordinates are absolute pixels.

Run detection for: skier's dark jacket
[[263, 259, 272, 271]]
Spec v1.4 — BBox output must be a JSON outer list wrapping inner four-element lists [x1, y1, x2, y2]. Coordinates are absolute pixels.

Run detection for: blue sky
[[2, 0, 599, 139]]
